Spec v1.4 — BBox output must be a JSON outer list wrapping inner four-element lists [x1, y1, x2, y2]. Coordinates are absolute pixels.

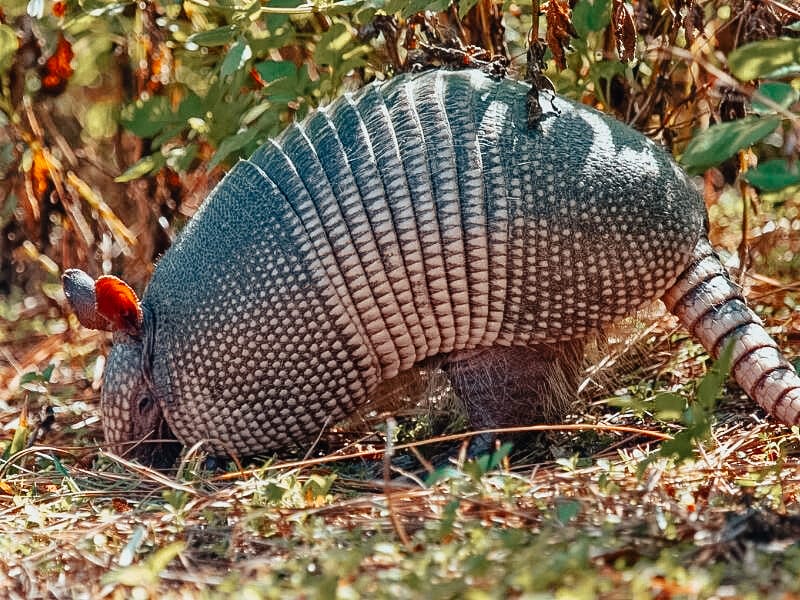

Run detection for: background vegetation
[[1, 0, 800, 597]]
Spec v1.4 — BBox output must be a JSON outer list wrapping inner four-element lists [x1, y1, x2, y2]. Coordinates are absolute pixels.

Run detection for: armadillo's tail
[[662, 238, 800, 425]]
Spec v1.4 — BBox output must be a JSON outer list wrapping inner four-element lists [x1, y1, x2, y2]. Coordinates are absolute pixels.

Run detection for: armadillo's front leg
[[442, 341, 586, 439], [663, 238, 800, 424]]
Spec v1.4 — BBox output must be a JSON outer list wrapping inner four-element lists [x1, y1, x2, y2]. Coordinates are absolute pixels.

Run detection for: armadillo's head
[[62, 269, 181, 467]]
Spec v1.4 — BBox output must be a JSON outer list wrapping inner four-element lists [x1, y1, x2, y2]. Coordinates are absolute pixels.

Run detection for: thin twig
[[383, 418, 412, 549]]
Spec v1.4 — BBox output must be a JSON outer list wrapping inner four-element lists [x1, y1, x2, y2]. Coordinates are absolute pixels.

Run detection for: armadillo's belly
[[143, 69, 707, 455]]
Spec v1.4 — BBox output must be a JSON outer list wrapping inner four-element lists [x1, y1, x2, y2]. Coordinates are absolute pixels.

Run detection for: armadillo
[[62, 68, 800, 465]]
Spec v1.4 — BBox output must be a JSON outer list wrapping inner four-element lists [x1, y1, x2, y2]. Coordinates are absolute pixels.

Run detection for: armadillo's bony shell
[[141, 69, 706, 455]]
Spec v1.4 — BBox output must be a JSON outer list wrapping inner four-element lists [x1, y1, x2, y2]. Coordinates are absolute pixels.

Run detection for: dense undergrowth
[[2, 0, 800, 597]]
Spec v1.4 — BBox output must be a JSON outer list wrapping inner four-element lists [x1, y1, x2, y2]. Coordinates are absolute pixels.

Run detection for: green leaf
[[187, 25, 238, 47], [121, 92, 202, 145], [486, 441, 513, 470], [176, 92, 204, 122], [463, 457, 488, 481], [240, 101, 272, 126], [165, 144, 198, 173], [104, 542, 185, 588], [555, 456, 578, 471], [555, 499, 581, 525], [19, 365, 54, 385], [649, 344, 735, 467], [572, 0, 611, 37], [207, 126, 261, 170], [314, 22, 355, 66], [654, 392, 687, 421], [52, 454, 69, 477], [301, 473, 336, 500], [105, 565, 154, 588], [458, 0, 479, 18], [19, 371, 43, 385], [263, 482, 288, 503], [728, 38, 800, 81], [397, 0, 450, 17], [0, 24, 18, 78], [680, 116, 781, 173], [254, 59, 297, 83], [115, 154, 165, 183], [41, 363, 55, 382], [151, 541, 190, 572], [744, 159, 800, 192], [163, 489, 189, 511], [84, 101, 119, 140], [8, 418, 29, 457], [150, 124, 186, 150], [220, 39, 252, 78], [590, 59, 626, 81], [762, 64, 800, 79], [121, 96, 171, 138], [657, 430, 696, 462], [752, 82, 799, 114], [424, 466, 461, 486], [696, 339, 734, 411]]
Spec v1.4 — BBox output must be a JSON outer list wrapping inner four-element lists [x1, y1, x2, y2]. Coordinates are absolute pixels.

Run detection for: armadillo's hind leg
[[663, 237, 800, 424], [442, 342, 585, 454]]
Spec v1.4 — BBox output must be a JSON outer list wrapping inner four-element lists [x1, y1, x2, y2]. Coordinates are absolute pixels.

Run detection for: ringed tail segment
[[663, 238, 800, 425]]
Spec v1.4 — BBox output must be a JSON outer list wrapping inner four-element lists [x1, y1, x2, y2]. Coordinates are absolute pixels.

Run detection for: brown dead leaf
[[66, 171, 136, 249], [29, 146, 51, 203], [112, 497, 133, 512], [546, 0, 577, 71], [36, 482, 61, 494], [19, 401, 29, 429], [612, 0, 636, 62]]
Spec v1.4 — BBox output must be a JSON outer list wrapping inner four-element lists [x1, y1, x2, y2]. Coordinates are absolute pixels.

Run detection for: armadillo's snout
[[102, 339, 182, 467], [663, 238, 800, 425], [101, 386, 182, 468]]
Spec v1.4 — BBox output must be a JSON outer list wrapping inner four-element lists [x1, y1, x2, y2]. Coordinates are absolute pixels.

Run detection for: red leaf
[[41, 33, 74, 93]]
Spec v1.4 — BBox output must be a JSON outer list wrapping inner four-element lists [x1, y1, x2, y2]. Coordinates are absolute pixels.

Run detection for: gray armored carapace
[[62, 69, 800, 465]]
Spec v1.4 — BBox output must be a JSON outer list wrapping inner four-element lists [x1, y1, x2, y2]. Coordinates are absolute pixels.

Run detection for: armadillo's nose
[[134, 434, 183, 469], [102, 406, 183, 468]]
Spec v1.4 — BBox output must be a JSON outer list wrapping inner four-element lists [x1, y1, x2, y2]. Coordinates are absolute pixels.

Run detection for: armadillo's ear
[[95, 275, 143, 335], [62, 269, 143, 335]]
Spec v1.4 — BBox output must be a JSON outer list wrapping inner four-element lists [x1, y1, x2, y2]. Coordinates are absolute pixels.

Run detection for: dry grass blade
[[2, 1, 800, 596]]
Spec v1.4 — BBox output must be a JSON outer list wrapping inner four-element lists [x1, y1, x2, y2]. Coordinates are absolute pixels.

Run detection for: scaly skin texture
[[62, 69, 800, 463]]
